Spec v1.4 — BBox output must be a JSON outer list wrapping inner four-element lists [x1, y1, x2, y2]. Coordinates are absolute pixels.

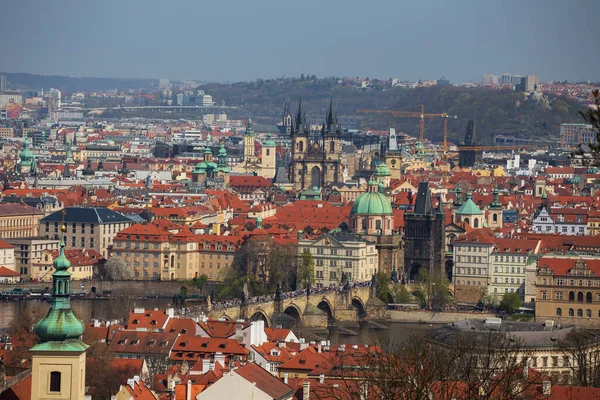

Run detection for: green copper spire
[[246, 118, 254, 136], [490, 187, 502, 209], [31, 223, 87, 352]]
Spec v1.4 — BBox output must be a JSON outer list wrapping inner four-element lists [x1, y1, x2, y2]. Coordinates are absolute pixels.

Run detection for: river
[[0, 299, 441, 344]]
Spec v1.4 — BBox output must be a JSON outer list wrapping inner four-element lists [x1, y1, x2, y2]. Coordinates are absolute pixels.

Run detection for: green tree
[[100, 257, 131, 281], [190, 274, 208, 295], [297, 249, 315, 288], [499, 292, 522, 314], [375, 271, 391, 303], [414, 267, 453, 310], [480, 288, 500, 310], [390, 284, 414, 304]]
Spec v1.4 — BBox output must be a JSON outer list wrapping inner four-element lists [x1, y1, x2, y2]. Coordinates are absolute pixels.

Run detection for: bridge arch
[[250, 310, 270, 327], [351, 297, 366, 317], [283, 304, 302, 326], [316, 298, 334, 321]]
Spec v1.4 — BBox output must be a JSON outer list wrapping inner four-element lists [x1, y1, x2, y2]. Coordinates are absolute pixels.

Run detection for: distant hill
[[0, 72, 157, 93], [199, 78, 585, 144]]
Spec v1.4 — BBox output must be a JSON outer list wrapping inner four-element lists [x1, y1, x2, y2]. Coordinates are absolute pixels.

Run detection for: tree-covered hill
[[200, 77, 584, 144]]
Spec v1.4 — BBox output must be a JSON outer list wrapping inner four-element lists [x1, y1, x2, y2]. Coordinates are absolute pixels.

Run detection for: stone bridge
[[207, 286, 374, 330]]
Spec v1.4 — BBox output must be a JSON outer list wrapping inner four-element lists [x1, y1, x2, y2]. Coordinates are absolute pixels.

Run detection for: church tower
[[487, 187, 503, 229], [19, 136, 34, 175], [289, 97, 309, 189], [383, 125, 402, 179], [322, 98, 343, 184], [261, 133, 276, 178], [244, 119, 257, 162], [30, 224, 88, 400], [282, 97, 293, 134]]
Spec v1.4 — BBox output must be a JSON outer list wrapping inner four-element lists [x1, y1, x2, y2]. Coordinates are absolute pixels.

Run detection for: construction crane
[[356, 105, 457, 153]]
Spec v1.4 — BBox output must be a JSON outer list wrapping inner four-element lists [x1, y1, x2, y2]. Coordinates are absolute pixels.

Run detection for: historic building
[[536, 255, 600, 328], [29, 227, 88, 400], [41, 207, 133, 257], [232, 119, 276, 179], [532, 191, 589, 236], [403, 182, 446, 279], [288, 98, 344, 191], [349, 176, 402, 278], [382, 126, 403, 179], [192, 145, 231, 189], [0, 203, 45, 240], [298, 232, 378, 287]]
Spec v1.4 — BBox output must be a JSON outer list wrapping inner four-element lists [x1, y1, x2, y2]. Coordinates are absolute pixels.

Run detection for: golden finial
[[60, 208, 67, 233]]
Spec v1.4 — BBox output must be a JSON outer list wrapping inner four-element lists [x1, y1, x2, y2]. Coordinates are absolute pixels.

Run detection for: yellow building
[[0, 203, 45, 239], [231, 119, 277, 179], [32, 248, 99, 281], [536, 255, 600, 328]]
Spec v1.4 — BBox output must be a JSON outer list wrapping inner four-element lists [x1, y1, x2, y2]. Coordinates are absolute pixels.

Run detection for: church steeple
[[294, 96, 304, 134], [30, 215, 87, 400]]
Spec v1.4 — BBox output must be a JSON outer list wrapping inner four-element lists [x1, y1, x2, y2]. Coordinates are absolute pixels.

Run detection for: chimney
[[542, 381, 551, 396], [303, 380, 310, 400], [133, 376, 140, 384], [186, 379, 192, 400], [284, 372, 288, 385], [214, 352, 225, 368], [319, 374, 324, 384], [166, 308, 175, 318], [317, 343, 321, 353], [202, 359, 210, 373], [127, 379, 135, 389]]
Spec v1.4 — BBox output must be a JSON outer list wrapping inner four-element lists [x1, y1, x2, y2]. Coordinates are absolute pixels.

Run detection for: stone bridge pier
[[208, 286, 374, 331]]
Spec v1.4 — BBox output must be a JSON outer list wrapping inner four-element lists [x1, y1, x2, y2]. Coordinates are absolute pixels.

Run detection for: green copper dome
[[263, 133, 276, 147], [218, 144, 227, 157], [375, 162, 391, 177], [246, 118, 254, 136], [194, 161, 208, 173], [204, 146, 212, 155], [351, 191, 393, 215], [32, 233, 87, 351], [456, 191, 483, 215], [20, 137, 34, 162], [489, 187, 502, 209]]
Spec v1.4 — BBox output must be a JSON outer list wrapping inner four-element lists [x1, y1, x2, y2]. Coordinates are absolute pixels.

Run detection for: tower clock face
[[313, 143, 319, 149], [391, 159, 397, 166]]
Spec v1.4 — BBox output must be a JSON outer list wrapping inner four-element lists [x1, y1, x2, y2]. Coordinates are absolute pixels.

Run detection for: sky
[[1, 0, 598, 83]]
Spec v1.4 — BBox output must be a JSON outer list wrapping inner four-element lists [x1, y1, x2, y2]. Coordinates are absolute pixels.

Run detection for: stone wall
[[386, 309, 497, 324], [454, 284, 484, 304]]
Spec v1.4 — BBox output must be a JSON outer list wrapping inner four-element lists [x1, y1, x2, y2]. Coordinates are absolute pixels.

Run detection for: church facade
[[288, 98, 344, 191]]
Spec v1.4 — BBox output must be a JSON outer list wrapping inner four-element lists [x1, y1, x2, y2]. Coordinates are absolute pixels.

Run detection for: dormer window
[[180, 342, 187, 347], [150, 320, 157, 325], [118, 340, 126, 345], [132, 319, 139, 324], [148, 341, 156, 346], [181, 329, 187, 334], [219, 343, 227, 349], [131, 340, 139, 345], [201, 343, 208, 348]]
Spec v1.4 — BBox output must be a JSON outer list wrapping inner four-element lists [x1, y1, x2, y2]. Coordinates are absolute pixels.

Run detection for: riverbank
[[382, 309, 497, 324]]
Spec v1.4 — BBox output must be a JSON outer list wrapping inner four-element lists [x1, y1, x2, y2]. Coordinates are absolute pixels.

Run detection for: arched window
[[57, 281, 63, 294], [330, 141, 335, 153], [474, 219, 479, 228], [266, 149, 270, 156], [493, 214, 498, 222], [587, 309, 592, 318], [569, 291, 575, 301], [298, 141, 303, 152], [569, 308, 574, 316], [50, 371, 61, 392], [556, 308, 562, 317], [577, 309, 583, 317], [376, 220, 382, 231], [464, 218, 470, 226], [586, 292, 592, 303], [578, 292, 584, 302]]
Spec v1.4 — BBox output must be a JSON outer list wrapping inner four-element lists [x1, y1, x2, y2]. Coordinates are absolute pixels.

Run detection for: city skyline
[[0, 0, 599, 84]]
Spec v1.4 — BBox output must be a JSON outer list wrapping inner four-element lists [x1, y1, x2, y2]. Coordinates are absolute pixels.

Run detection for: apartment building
[[0, 240, 16, 272], [0, 203, 45, 240], [452, 230, 495, 288], [196, 234, 242, 281], [298, 232, 378, 287], [32, 248, 101, 281], [488, 238, 540, 297], [8, 237, 60, 278], [41, 207, 133, 257], [536, 255, 600, 328]]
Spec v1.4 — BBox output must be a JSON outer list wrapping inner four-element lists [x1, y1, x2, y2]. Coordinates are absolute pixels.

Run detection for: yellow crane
[[356, 105, 457, 154]]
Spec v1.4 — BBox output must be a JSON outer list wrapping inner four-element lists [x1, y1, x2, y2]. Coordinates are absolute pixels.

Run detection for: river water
[[0, 299, 441, 344]]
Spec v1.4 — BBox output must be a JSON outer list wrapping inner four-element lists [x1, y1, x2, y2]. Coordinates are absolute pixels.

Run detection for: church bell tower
[[30, 222, 88, 400]]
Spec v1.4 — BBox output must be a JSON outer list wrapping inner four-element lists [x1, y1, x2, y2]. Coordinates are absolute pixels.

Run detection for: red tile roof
[[198, 319, 250, 338], [126, 309, 170, 330], [264, 327, 292, 342], [0, 267, 20, 277]]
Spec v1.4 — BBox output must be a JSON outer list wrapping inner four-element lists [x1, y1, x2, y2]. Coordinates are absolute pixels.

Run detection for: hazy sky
[[1, 0, 598, 83]]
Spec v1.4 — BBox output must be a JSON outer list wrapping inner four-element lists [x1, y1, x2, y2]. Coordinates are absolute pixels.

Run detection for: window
[[569, 308, 574, 316], [587, 309, 592, 318], [50, 371, 61, 392], [577, 309, 583, 317], [555, 292, 563, 300], [556, 308, 562, 317]]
